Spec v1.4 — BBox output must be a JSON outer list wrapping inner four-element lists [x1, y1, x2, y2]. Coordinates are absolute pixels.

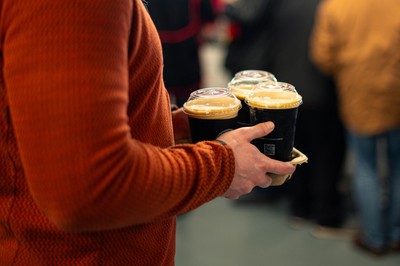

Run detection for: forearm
[[4, 0, 235, 232]]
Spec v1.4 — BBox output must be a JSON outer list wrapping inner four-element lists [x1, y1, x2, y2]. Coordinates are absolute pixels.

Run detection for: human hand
[[217, 122, 296, 199], [172, 107, 191, 143]]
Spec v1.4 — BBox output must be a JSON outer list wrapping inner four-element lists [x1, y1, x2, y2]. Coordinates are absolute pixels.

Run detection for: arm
[[4, 0, 294, 233], [4, 0, 235, 232], [172, 107, 191, 142]]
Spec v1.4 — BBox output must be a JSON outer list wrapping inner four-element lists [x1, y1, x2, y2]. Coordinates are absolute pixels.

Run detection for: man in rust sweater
[[0, 0, 295, 265]]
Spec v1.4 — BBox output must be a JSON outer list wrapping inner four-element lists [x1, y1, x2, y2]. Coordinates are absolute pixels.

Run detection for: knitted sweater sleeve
[[3, 0, 235, 232]]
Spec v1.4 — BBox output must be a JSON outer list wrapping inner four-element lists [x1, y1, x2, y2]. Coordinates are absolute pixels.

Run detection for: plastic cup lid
[[234, 70, 277, 80], [228, 70, 277, 100], [183, 87, 242, 119], [245, 82, 303, 109]]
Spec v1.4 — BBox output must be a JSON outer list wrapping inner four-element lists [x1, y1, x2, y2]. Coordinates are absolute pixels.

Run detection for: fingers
[[218, 121, 296, 200], [240, 122, 275, 142], [258, 174, 272, 188], [216, 122, 275, 146], [223, 174, 272, 199], [265, 160, 296, 176]]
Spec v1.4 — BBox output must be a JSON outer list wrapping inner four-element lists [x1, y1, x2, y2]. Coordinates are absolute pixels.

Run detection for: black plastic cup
[[187, 117, 238, 143], [246, 82, 302, 161], [237, 99, 251, 127], [183, 87, 242, 143], [250, 108, 299, 161], [228, 70, 277, 128]]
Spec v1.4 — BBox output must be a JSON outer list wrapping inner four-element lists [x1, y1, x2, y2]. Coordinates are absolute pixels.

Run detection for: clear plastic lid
[[245, 82, 303, 109], [228, 70, 277, 100], [183, 87, 242, 119]]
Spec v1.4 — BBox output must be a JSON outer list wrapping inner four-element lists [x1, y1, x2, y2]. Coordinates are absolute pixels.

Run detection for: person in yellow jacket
[[310, 0, 400, 256]]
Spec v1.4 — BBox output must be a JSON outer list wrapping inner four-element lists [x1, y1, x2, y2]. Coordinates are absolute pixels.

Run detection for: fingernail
[[266, 121, 274, 129]]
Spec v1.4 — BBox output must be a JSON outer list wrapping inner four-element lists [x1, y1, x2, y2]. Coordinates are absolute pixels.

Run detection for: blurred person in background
[[222, 0, 349, 235], [0, 0, 296, 265], [147, 0, 224, 107], [258, 0, 349, 237], [223, 0, 274, 77], [311, 0, 400, 256]]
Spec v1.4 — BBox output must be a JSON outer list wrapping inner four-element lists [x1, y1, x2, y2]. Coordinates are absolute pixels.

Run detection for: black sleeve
[[200, 0, 218, 23]]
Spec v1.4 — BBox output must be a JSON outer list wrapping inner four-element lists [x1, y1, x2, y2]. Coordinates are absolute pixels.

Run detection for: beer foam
[[183, 97, 241, 119], [246, 90, 302, 109], [230, 83, 255, 100]]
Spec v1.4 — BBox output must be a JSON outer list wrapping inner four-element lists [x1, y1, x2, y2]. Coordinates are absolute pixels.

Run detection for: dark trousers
[[287, 107, 347, 227]]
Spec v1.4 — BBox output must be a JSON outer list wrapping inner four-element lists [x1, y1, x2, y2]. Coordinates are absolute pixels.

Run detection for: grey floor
[[174, 43, 400, 266], [175, 196, 400, 266]]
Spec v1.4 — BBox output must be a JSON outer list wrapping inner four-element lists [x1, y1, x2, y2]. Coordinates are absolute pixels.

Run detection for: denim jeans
[[348, 128, 400, 249]]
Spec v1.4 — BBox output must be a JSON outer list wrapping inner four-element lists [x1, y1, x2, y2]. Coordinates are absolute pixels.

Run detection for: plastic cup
[[245, 82, 302, 161], [228, 70, 277, 127], [183, 87, 242, 143]]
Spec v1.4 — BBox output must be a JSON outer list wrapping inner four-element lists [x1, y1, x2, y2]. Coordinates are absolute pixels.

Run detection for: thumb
[[244, 122, 275, 142]]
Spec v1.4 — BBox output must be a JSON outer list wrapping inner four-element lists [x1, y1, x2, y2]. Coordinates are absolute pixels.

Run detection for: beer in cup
[[245, 82, 302, 161], [228, 70, 277, 127], [183, 87, 242, 143]]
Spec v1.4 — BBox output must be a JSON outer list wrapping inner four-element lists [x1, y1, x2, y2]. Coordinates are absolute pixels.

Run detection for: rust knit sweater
[[0, 0, 235, 265]]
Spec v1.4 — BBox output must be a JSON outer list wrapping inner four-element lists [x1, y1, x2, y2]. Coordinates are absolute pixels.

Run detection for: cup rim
[[183, 87, 242, 119], [245, 82, 303, 109]]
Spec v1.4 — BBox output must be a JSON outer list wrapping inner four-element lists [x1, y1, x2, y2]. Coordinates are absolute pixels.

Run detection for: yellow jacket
[[310, 0, 400, 135]]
